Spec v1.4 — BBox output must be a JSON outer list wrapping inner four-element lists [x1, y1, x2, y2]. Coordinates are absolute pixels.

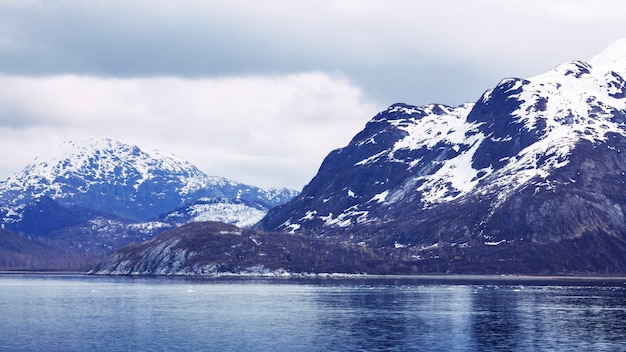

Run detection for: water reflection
[[311, 282, 626, 351], [471, 285, 525, 350], [518, 286, 626, 350], [313, 284, 475, 351], [314, 286, 409, 351]]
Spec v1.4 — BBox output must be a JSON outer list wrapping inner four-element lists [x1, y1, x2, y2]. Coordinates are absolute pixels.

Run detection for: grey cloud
[[0, 2, 320, 75], [0, 72, 381, 189], [0, 113, 43, 129], [0, 103, 60, 129], [1, 0, 626, 189], [0, 0, 604, 106], [1, 1, 626, 110]]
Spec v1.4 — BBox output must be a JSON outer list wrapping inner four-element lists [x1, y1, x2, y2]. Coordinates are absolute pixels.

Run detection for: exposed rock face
[[92, 222, 407, 276]]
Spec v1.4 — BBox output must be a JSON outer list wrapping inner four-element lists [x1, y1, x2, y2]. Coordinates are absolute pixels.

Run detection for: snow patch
[[484, 240, 507, 246], [370, 190, 389, 203]]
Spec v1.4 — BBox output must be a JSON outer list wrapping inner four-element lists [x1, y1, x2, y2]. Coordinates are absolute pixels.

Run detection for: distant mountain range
[[0, 138, 298, 269]]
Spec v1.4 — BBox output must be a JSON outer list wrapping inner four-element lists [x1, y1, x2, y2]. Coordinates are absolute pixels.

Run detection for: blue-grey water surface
[[0, 274, 625, 351]]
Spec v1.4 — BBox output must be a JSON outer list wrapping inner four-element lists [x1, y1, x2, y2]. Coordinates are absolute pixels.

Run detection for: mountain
[[91, 221, 409, 276], [257, 40, 626, 274], [0, 138, 299, 269], [0, 138, 298, 221]]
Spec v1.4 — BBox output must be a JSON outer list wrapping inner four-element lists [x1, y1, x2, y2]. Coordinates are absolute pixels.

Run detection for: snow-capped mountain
[[0, 138, 298, 269], [258, 40, 626, 273], [0, 138, 298, 222]]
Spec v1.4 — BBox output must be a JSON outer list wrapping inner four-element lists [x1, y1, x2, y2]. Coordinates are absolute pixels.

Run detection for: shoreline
[[2, 270, 626, 284]]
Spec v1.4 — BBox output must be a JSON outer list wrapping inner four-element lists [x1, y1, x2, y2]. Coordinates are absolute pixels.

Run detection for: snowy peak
[[15, 138, 215, 197], [472, 52, 626, 170], [259, 41, 626, 236], [0, 138, 299, 265], [490, 56, 626, 158], [0, 138, 298, 221], [455, 52, 626, 200], [550, 60, 592, 78]]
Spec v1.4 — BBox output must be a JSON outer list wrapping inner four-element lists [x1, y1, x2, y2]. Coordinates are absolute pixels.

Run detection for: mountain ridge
[[260, 45, 626, 235], [252, 39, 626, 274], [0, 138, 298, 222], [0, 138, 299, 269]]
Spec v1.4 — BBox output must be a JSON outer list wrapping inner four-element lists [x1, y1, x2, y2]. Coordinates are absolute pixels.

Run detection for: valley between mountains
[[6, 40, 626, 276]]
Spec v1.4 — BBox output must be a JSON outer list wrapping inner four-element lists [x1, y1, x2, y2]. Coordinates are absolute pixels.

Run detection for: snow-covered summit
[[0, 138, 298, 221], [259, 40, 626, 237], [13, 138, 224, 197]]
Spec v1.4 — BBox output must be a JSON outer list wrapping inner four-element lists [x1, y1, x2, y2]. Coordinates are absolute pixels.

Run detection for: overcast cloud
[[0, 0, 625, 189]]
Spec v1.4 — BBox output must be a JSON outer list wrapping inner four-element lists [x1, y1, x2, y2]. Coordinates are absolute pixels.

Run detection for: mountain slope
[[257, 40, 626, 274], [91, 221, 405, 276], [0, 228, 97, 270], [0, 196, 170, 263]]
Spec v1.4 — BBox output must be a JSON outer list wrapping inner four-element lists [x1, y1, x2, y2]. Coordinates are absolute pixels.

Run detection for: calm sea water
[[0, 274, 625, 351]]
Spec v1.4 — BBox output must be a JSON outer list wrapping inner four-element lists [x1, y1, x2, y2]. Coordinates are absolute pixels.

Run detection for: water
[[1, 274, 625, 351]]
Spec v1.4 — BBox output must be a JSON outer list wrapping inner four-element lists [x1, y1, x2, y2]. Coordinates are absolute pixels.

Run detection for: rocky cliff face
[[257, 40, 626, 274], [91, 221, 405, 276]]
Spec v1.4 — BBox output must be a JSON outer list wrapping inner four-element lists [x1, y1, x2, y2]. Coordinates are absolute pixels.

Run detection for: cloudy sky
[[0, 0, 625, 190]]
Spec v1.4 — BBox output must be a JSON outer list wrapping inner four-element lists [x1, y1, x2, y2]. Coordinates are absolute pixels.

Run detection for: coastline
[[2, 270, 626, 285]]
